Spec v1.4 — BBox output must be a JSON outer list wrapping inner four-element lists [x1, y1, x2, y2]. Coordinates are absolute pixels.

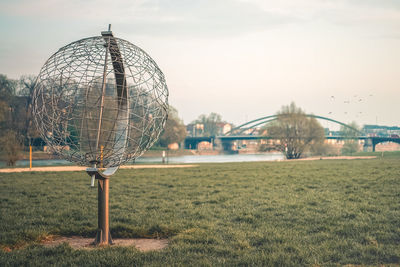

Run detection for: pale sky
[[1, 0, 399, 128]]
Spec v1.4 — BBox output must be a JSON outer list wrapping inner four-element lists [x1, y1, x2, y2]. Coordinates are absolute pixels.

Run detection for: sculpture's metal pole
[[95, 31, 110, 155], [96, 176, 112, 245], [86, 167, 117, 245], [89, 25, 116, 246], [87, 25, 129, 246]]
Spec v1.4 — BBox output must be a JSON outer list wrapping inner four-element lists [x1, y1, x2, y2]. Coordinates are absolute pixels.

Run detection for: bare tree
[[18, 75, 39, 146], [340, 121, 360, 155], [0, 130, 22, 166], [192, 112, 223, 136], [0, 74, 22, 165], [158, 106, 187, 147], [266, 102, 325, 159]]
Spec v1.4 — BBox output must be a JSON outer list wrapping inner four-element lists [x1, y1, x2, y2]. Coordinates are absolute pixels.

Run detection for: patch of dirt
[[41, 236, 168, 252], [1, 246, 12, 252]]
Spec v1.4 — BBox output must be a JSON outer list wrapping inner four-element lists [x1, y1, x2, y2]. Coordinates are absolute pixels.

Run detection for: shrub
[[0, 130, 22, 166]]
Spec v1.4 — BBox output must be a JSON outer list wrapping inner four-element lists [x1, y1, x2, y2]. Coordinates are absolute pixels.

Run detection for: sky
[[1, 0, 399, 128]]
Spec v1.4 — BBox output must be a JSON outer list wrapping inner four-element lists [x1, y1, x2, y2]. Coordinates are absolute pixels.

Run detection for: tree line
[[0, 74, 188, 165], [0, 73, 223, 165], [0, 74, 39, 165], [0, 73, 361, 165]]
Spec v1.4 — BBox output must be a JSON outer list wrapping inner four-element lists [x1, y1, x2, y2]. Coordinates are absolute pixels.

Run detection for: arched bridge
[[184, 114, 400, 152], [225, 114, 362, 136]]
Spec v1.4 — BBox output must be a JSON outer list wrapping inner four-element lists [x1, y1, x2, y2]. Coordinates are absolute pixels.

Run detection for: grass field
[[1, 152, 399, 266]]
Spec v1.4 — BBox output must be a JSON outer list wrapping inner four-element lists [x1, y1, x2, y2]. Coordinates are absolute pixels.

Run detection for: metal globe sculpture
[[32, 26, 168, 245], [33, 29, 168, 168]]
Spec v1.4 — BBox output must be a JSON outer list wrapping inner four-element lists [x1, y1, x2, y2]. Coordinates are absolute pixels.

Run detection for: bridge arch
[[184, 136, 213, 150], [224, 114, 364, 136], [371, 137, 400, 152]]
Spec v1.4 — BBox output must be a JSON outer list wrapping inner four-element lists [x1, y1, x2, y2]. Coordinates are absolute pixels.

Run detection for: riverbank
[[0, 155, 378, 172], [291, 155, 377, 161], [14, 149, 198, 161], [3, 150, 395, 168], [0, 164, 197, 173], [1, 149, 262, 167], [14, 148, 263, 161]]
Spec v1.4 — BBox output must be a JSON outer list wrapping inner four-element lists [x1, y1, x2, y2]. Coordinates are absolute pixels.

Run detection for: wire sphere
[[33, 35, 168, 167]]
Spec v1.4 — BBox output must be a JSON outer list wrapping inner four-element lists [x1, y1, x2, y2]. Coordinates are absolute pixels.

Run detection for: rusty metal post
[[87, 167, 117, 246], [94, 176, 112, 245], [29, 145, 32, 170], [100, 145, 104, 168]]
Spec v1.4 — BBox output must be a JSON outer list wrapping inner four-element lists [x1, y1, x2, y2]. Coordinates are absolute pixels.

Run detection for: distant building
[[186, 123, 204, 137], [186, 123, 233, 136], [328, 130, 342, 137], [167, 143, 179, 150], [363, 125, 400, 137], [216, 123, 232, 135]]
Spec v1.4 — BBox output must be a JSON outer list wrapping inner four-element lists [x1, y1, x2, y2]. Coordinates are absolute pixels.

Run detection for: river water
[[136, 152, 284, 164], [0, 152, 284, 167]]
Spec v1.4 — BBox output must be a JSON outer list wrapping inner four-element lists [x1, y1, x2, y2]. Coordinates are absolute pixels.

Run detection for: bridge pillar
[[184, 139, 198, 150], [221, 140, 234, 152], [363, 138, 373, 152]]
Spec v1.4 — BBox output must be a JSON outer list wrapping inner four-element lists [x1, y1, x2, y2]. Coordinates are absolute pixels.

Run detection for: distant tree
[[17, 75, 37, 98], [0, 101, 7, 123], [266, 102, 325, 159], [0, 74, 22, 165], [0, 75, 16, 122], [0, 130, 22, 166], [340, 121, 360, 155], [1, 75, 39, 145], [341, 141, 359, 155], [192, 112, 223, 136], [17, 75, 40, 145], [158, 106, 187, 148], [340, 121, 360, 139], [0, 74, 16, 98], [309, 142, 339, 156]]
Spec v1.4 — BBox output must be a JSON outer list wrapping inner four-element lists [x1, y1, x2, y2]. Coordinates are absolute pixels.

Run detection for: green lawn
[[1, 154, 399, 266]]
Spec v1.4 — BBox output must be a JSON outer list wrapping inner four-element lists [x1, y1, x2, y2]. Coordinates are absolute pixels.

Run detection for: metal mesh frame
[[32, 35, 168, 167]]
